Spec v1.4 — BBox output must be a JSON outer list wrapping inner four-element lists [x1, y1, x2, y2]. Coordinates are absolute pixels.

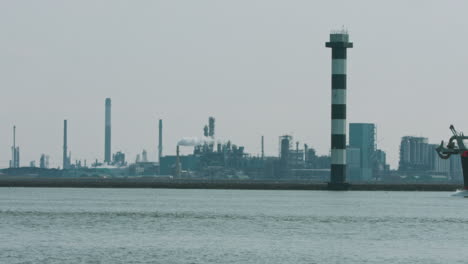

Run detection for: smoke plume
[[177, 137, 215, 146]]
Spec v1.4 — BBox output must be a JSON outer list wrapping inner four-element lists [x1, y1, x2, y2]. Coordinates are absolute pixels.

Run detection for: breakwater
[[0, 177, 461, 191]]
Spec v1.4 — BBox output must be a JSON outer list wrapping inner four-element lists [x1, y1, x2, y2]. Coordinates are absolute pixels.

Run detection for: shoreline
[[0, 177, 461, 191]]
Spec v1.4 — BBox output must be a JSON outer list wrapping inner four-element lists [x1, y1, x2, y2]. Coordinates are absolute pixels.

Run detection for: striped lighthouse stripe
[[331, 119, 346, 134], [331, 149, 346, 164], [326, 34, 352, 187], [332, 59, 347, 75], [332, 89, 346, 105]]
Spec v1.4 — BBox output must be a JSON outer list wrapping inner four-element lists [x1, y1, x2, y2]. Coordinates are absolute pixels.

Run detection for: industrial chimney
[[63, 120, 68, 169], [104, 98, 112, 164], [158, 119, 163, 163]]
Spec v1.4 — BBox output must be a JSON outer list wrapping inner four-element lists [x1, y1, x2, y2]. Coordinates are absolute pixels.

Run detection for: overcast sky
[[1, 0, 467, 169]]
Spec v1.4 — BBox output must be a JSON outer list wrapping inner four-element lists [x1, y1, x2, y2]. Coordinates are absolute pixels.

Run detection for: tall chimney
[[104, 98, 112, 164], [158, 119, 163, 162], [11, 126, 17, 168], [63, 120, 68, 169], [261, 135, 265, 159], [175, 145, 181, 177]]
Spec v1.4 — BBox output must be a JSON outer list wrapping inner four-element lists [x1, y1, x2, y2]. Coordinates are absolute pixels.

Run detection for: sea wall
[[0, 177, 461, 191]]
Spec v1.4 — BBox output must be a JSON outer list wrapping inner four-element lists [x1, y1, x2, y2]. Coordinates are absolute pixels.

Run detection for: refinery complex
[[1, 31, 463, 186]]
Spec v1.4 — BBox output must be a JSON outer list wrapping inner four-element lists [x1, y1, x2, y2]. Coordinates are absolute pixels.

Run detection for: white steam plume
[[177, 137, 215, 146]]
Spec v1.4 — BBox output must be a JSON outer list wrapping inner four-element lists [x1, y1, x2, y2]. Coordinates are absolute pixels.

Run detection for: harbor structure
[[435, 126, 468, 192], [104, 98, 112, 164], [326, 29, 353, 190]]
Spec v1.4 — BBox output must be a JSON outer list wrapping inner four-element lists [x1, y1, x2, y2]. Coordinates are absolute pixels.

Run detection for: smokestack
[[104, 98, 111, 164], [326, 29, 353, 190], [175, 145, 181, 177], [63, 120, 68, 169], [304, 144, 309, 163], [11, 126, 18, 168], [261, 135, 264, 159], [158, 119, 163, 162], [208, 117, 215, 138]]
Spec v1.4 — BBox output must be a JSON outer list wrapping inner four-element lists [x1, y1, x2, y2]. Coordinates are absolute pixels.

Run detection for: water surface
[[0, 188, 467, 263]]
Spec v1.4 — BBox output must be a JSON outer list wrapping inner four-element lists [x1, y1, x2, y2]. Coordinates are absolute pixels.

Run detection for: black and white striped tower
[[326, 30, 353, 190]]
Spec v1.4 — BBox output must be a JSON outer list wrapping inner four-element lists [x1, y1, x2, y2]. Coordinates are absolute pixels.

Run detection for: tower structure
[[279, 135, 292, 178], [104, 98, 112, 164], [63, 120, 69, 169], [10, 126, 19, 168], [208, 117, 215, 138], [261, 135, 265, 159], [326, 30, 353, 190], [158, 119, 163, 163], [11, 126, 16, 168], [175, 145, 181, 177]]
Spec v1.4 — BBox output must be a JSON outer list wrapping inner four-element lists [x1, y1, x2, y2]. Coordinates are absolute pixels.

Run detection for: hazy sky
[[1, 0, 467, 169]]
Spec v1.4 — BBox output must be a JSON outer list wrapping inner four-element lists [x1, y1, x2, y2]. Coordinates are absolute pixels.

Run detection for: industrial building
[[346, 147, 361, 182], [398, 136, 462, 182], [156, 117, 331, 180], [347, 123, 389, 182], [112, 151, 127, 167], [349, 123, 375, 181], [264, 135, 330, 181], [159, 117, 261, 179], [399, 136, 431, 172], [39, 154, 49, 169]]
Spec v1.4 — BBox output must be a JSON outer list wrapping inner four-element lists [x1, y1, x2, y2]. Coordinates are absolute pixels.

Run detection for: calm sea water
[[0, 188, 467, 264]]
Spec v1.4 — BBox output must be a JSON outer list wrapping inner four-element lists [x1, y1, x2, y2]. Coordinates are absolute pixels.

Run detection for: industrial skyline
[[1, 3, 467, 264], [2, 101, 458, 183], [2, 1, 468, 169]]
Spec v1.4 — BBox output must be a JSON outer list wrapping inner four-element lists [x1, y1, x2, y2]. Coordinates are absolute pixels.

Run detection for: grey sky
[[1, 0, 467, 169]]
